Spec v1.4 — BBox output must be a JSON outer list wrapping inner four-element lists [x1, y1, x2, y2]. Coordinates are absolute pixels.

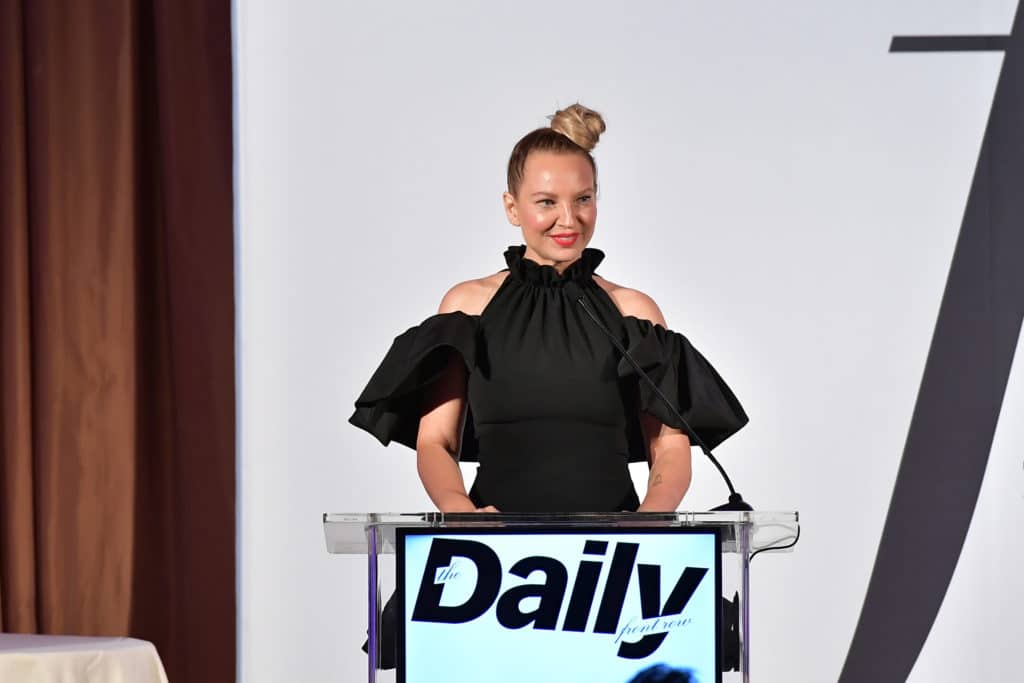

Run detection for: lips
[[550, 233, 578, 247]]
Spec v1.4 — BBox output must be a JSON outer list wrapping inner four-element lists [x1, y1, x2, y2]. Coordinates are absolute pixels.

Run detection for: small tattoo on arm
[[651, 473, 663, 487]]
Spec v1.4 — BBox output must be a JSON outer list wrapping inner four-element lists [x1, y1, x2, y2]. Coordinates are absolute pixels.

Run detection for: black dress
[[350, 246, 748, 512]]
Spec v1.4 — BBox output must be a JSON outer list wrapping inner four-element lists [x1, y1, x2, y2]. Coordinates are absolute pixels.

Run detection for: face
[[503, 151, 597, 271]]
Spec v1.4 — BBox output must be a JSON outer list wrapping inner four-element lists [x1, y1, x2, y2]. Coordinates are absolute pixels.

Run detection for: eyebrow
[[529, 189, 594, 198]]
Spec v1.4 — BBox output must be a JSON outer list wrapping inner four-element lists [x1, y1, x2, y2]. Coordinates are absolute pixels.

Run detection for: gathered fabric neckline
[[503, 245, 605, 286]]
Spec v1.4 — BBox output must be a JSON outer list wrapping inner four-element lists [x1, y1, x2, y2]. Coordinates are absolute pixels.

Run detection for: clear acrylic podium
[[324, 511, 798, 683]]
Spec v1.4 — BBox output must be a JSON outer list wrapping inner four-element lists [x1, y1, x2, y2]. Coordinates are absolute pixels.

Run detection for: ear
[[502, 191, 520, 226]]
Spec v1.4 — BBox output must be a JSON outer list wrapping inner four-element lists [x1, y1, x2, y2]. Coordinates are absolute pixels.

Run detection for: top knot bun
[[505, 103, 606, 195], [549, 103, 606, 152]]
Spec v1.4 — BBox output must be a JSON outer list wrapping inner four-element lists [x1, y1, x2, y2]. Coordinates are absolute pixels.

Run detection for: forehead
[[520, 151, 595, 192]]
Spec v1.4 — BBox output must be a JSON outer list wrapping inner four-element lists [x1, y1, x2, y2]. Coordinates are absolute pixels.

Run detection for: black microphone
[[565, 282, 752, 512]]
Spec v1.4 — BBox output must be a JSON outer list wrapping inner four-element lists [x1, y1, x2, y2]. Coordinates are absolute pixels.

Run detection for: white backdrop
[[234, 1, 1024, 680]]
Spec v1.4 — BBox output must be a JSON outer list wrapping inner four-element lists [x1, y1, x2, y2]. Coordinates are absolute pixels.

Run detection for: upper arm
[[438, 273, 508, 315], [416, 352, 468, 458], [609, 286, 689, 460], [439, 281, 479, 315], [612, 288, 668, 328], [418, 279, 497, 457], [595, 276, 668, 328], [640, 413, 691, 466]]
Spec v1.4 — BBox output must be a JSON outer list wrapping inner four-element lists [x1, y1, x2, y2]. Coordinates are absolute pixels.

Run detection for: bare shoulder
[[593, 276, 668, 327], [438, 271, 510, 315]]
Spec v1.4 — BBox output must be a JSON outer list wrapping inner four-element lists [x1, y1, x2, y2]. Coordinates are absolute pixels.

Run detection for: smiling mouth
[[550, 233, 578, 246]]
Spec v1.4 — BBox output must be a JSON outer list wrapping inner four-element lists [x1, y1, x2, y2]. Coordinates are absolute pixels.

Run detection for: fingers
[[474, 505, 500, 513]]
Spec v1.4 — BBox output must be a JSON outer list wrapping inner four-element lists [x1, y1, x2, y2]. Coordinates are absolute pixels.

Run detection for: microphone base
[[711, 493, 753, 512]]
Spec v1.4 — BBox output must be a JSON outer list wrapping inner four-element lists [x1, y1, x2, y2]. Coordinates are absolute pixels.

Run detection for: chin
[[556, 246, 585, 261], [547, 237, 590, 259]]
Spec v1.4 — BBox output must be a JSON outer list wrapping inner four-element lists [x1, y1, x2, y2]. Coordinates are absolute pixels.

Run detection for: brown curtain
[[0, 1, 235, 681]]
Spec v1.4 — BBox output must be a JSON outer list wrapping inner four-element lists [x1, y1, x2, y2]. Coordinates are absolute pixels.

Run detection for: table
[[0, 633, 169, 683]]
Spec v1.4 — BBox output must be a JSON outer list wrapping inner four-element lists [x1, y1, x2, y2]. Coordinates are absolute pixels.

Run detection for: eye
[[576, 194, 593, 204], [537, 198, 556, 207]]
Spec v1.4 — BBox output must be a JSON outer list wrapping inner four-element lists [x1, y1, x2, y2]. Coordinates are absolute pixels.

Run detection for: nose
[[556, 201, 576, 228]]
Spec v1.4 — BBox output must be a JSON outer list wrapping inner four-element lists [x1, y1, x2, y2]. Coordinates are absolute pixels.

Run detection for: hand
[[636, 503, 675, 513], [437, 495, 500, 514], [438, 494, 478, 513]]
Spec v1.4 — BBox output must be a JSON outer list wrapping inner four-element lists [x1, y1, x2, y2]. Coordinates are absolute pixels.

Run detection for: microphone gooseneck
[[566, 283, 752, 512]]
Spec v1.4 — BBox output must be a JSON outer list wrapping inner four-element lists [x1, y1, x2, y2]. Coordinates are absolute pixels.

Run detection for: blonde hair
[[506, 103, 606, 196]]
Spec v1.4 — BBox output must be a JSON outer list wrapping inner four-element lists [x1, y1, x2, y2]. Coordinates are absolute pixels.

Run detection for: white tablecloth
[[0, 634, 169, 683]]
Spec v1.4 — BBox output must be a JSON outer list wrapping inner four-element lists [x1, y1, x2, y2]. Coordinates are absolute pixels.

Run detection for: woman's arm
[[415, 354, 482, 512], [601, 282, 693, 511], [414, 279, 503, 513], [637, 414, 692, 512]]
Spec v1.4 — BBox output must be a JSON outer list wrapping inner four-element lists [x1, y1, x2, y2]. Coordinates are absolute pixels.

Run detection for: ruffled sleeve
[[619, 316, 748, 456], [349, 312, 480, 459]]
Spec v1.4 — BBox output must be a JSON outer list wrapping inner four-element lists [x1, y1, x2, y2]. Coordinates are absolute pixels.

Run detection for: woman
[[351, 103, 747, 514]]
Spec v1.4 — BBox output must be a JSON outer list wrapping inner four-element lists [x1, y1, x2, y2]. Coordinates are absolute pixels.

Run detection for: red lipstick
[[550, 233, 578, 247]]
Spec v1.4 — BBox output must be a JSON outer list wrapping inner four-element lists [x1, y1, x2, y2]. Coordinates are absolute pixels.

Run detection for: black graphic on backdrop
[[841, 5, 1024, 681]]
